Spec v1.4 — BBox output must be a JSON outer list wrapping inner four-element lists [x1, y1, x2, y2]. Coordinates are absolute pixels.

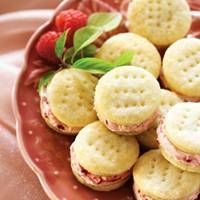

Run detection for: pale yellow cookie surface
[[74, 121, 139, 176], [164, 102, 200, 154], [47, 68, 98, 127], [94, 66, 161, 126], [159, 89, 183, 116], [137, 89, 182, 149], [96, 33, 161, 78], [133, 150, 200, 200], [162, 38, 200, 98], [127, 0, 191, 46]]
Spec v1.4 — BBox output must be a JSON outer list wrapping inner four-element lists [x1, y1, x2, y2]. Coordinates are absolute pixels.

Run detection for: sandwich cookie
[[96, 33, 161, 78], [94, 66, 161, 135], [40, 68, 98, 135], [70, 121, 139, 191], [162, 38, 200, 102], [137, 89, 183, 149], [133, 150, 200, 200], [158, 103, 200, 173], [127, 0, 192, 47]]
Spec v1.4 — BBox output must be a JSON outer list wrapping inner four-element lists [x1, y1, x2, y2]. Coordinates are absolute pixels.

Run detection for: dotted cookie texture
[[73, 121, 139, 175], [159, 89, 183, 116], [47, 68, 98, 127], [94, 66, 161, 126], [127, 0, 192, 46], [164, 102, 200, 154], [133, 150, 200, 200], [96, 33, 161, 78], [162, 38, 200, 99]]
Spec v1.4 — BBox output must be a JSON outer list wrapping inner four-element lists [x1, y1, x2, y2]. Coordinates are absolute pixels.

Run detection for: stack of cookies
[[39, 0, 200, 199]]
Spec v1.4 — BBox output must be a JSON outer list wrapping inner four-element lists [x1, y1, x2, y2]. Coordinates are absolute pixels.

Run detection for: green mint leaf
[[55, 30, 68, 59], [64, 45, 97, 64], [72, 51, 134, 75], [113, 51, 134, 66], [38, 71, 55, 92], [82, 44, 97, 58], [72, 57, 114, 74], [88, 12, 122, 32], [73, 26, 103, 58]]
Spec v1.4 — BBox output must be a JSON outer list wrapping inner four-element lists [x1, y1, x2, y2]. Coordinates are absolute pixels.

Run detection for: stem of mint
[[55, 30, 68, 60]]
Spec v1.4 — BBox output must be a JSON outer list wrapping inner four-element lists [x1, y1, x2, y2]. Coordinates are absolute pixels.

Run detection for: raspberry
[[36, 31, 61, 64], [55, 9, 88, 46]]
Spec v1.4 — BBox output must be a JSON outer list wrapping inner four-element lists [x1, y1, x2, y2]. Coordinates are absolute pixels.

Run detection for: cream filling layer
[[157, 122, 200, 167], [98, 111, 158, 134], [70, 144, 130, 186]]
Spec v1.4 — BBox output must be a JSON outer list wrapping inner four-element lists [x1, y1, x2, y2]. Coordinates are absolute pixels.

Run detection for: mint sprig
[[72, 51, 134, 74], [72, 26, 102, 63], [54, 12, 122, 66], [38, 12, 124, 93], [73, 58, 114, 74], [55, 30, 68, 59], [72, 12, 122, 61], [64, 45, 97, 64]]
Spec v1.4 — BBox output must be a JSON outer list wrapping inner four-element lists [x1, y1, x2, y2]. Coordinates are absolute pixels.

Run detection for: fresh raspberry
[[55, 9, 88, 46], [36, 31, 61, 64]]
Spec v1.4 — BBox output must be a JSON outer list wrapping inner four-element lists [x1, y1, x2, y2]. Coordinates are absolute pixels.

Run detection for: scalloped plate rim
[[12, 1, 200, 199], [12, 1, 77, 200]]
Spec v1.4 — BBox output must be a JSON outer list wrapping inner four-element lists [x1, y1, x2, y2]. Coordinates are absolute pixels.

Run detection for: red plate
[[13, 1, 200, 200]]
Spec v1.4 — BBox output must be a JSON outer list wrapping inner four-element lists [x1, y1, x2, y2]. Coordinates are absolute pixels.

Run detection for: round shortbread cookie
[[164, 102, 200, 154], [96, 33, 161, 78], [73, 121, 139, 176], [47, 68, 98, 127], [160, 146, 200, 174], [162, 38, 200, 99], [133, 150, 200, 200], [94, 66, 161, 128], [127, 0, 192, 46], [137, 89, 183, 149]]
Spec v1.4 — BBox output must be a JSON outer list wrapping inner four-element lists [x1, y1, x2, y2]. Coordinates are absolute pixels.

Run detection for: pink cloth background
[[0, 1, 199, 200], [0, 1, 60, 199]]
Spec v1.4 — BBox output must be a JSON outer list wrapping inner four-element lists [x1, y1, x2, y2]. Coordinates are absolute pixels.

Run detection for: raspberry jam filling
[[157, 121, 200, 167], [70, 144, 130, 186], [98, 111, 158, 134], [80, 168, 129, 185]]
